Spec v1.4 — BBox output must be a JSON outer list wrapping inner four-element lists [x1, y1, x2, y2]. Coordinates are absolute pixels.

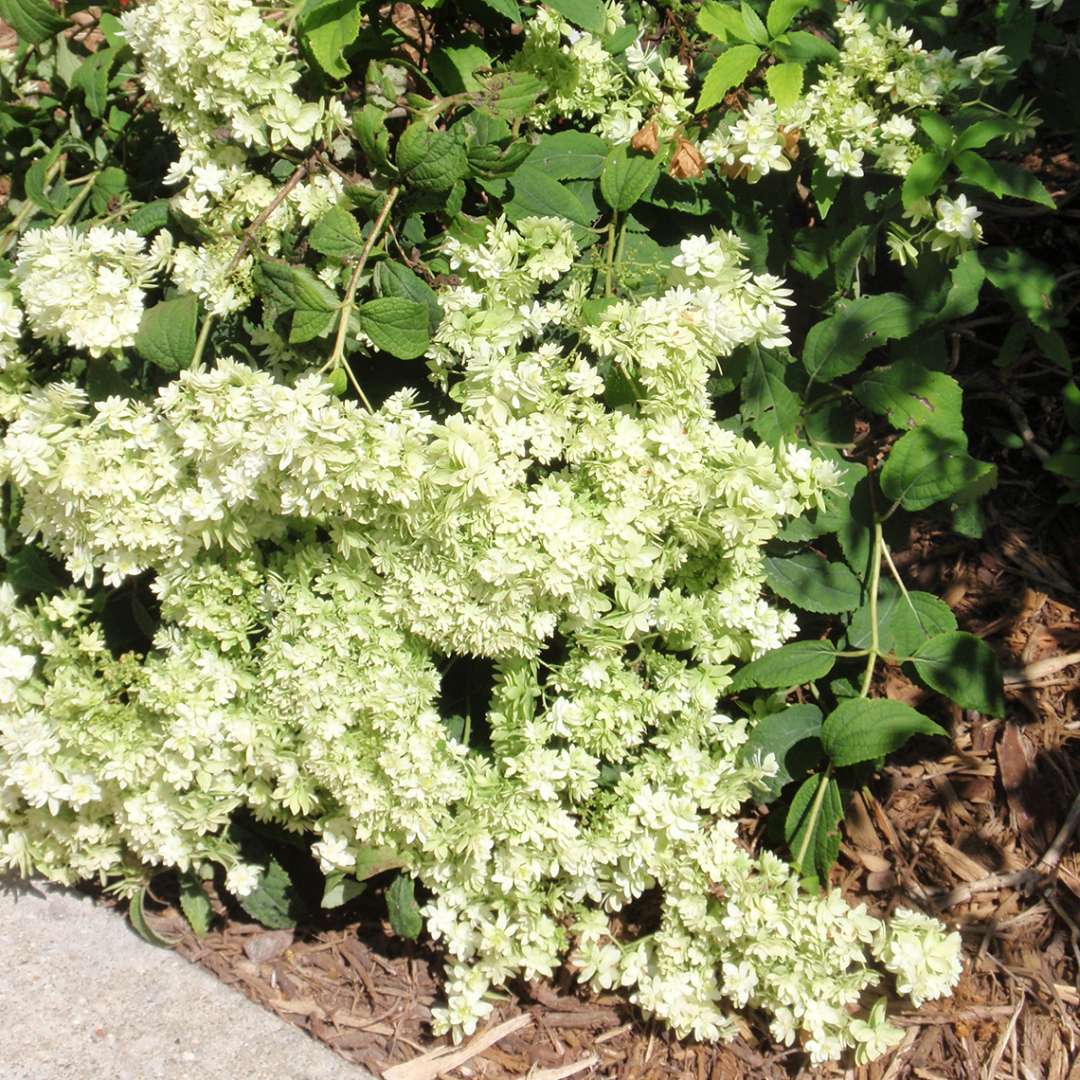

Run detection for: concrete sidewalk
[[0, 877, 373, 1080]]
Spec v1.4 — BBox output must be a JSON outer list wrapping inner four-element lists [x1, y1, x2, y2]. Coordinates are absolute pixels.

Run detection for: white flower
[[934, 193, 981, 239], [226, 863, 263, 898], [823, 139, 865, 178]]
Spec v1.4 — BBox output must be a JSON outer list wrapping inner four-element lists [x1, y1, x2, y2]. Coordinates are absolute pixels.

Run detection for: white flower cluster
[[13, 226, 159, 357], [120, 0, 335, 152], [700, 98, 799, 184], [517, 4, 692, 144], [0, 288, 21, 369], [0, 218, 962, 1062]]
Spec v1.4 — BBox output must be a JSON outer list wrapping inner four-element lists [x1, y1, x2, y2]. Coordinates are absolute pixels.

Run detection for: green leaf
[[134, 294, 198, 372], [129, 887, 179, 948], [766, 0, 805, 37], [697, 44, 762, 110], [911, 631, 1005, 716], [739, 0, 769, 44], [0, 0, 69, 44], [353, 104, 391, 170], [479, 71, 545, 121], [309, 205, 365, 258], [986, 161, 1056, 209], [179, 873, 213, 936], [953, 118, 1014, 153], [430, 43, 492, 94], [5, 544, 65, 595], [918, 112, 954, 150], [764, 553, 863, 614], [321, 872, 367, 908], [24, 144, 65, 213], [544, 0, 607, 32], [980, 247, 1056, 330], [377, 261, 442, 335], [89, 167, 129, 217], [853, 359, 962, 434], [290, 307, 337, 344], [357, 297, 430, 359], [891, 591, 958, 656], [72, 48, 116, 118], [810, 157, 840, 219], [235, 857, 301, 930], [741, 347, 799, 442], [822, 698, 947, 768], [257, 260, 339, 314], [902, 151, 949, 210], [880, 427, 996, 512], [528, 131, 609, 180], [395, 123, 469, 192], [1064, 381, 1080, 435], [739, 704, 822, 800], [477, 0, 521, 19], [765, 61, 803, 108], [698, 1, 753, 40], [352, 846, 406, 880], [599, 147, 660, 212], [784, 772, 843, 879], [506, 166, 594, 235], [386, 873, 422, 940], [299, 0, 363, 80], [802, 294, 921, 383], [729, 640, 836, 692], [772, 30, 838, 64]]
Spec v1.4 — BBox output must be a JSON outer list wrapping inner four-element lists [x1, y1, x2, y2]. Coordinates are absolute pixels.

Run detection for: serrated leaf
[[354, 104, 391, 170], [127, 200, 171, 236], [880, 427, 996, 512], [765, 61, 803, 108], [987, 161, 1056, 209], [89, 167, 129, 217], [430, 43, 492, 94], [179, 873, 213, 936], [466, 138, 532, 178], [810, 157, 840, 219], [599, 147, 659, 212], [902, 151, 949, 210], [134, 294, 198, 372], [386, 873, 422, 940], [396, 123, 468, 192], [72, 48, 116, 118], [911, 631, 1004, 716], [697, 44, 762, 110], [802, 294, 921, 383], [698, 1, 753, 40], [5, 544, 65, 595], [980, 247, 1056, 331], [357, 297, 430, 359], [309, 206, 365, 258], [321, 872, 367, 908], [506, 166, 595, 236], [544, 0, 607, 33], [822, 698, 947, 767], [377, 261, 442, 334], [772, 29, 839, 64], [528, 131, 609, 180], [919, 112, 954, 149], [235, 857, 301, 930], [892, 591, 958, 656], [299, 0, 362, 80], [290, 306, 337, 344], [479, 71, 545, 121], [766, 0, 805, 36], [0, 0, 69, 44], [477, 0, 520, 20], [730, 640, 837, 692], [741, 347, 799, 442], [784, 772, 843, 879], [764, 552, 862, 614], [853, 359, 962, 434], [740, 704, 822, 800], [739, 1, 769, 44]]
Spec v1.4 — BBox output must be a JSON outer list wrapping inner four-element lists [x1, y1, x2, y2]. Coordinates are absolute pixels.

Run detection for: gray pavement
[[0, 877, 373, 1080]]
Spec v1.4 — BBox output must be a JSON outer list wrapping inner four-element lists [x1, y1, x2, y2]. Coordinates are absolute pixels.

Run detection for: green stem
[[190, 313, 215, 370], [858, 520, 884, 698], [604, 213, 617, 297], [793, 762, 832, 876], [0, 158, 65, 255], [54, 171, 100, 227]]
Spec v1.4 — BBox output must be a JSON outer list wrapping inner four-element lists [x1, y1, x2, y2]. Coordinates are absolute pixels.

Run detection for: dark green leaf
[[236, 857, 302, 930], [357, 297, 430, 359], [599, 147, 660, 212], [911, 631, 1005, 716], [729, 640, 836, 691], [479, 71, 545, 121], [477, 0, 520, 20], [987, 161, 1056, 209], [309, 206, 365, 258], [0, 0, 69, 44], [5, 545, 65, 595], [741, 347, 798, 442], [901, 151, 949, 210], [853, 359, 962, 434], [953, 118, 1013, 153], [386, 873, 422, 940], [918, 113, 954, 150], [353, 104, 391, 170], [321, 872, 367, 908], [72, 48, 116, 118], [395, 123, 469, 192], [981, 248, 1056, 331], [377, 261, 442, 335], [822, 698, 947, 767], [802, 294, 921, 383], [763, 552, 863, 614], [506, 166, 595, 235], [880, 427, 996, 512], [891, 591, 957, 657], [528, 131, 609, 180], [127, 200, 171, 236], [739, 704, 822, 800], [784, 772, 843, 879], [179, 873, 213, 936], [299, 0, 362, 79], [134, 294, 198, 372]]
